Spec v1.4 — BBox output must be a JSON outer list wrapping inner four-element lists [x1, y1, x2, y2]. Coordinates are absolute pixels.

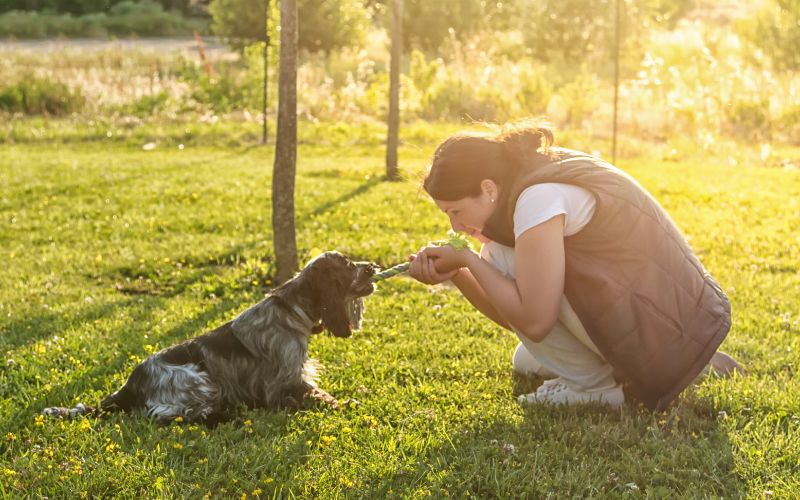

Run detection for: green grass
[[1, 121, 799, 497]]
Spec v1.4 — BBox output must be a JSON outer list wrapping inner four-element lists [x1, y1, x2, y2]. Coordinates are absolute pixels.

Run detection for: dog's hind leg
[[42, 402, 98, 419]]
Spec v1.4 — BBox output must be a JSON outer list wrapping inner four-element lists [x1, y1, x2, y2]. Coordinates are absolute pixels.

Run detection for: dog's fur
[[43, 252, 376, 424]]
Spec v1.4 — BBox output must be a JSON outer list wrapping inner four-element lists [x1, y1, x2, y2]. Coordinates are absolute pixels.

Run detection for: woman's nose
[[449, 217, 464, 232]]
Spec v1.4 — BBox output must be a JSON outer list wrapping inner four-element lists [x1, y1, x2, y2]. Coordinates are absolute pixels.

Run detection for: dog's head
[[303, 251, 377, 338]]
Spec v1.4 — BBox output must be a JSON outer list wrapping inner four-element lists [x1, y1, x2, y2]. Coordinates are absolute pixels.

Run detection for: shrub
[[209, 0, 368, 53], [0, 76, 85, 115], [738, 0, 800, 71], [724, 99, 772, 141], [179, 60, 258, 113], [777, 105, 800, 144], [103, 1, 197, 37], [116, 91, 172, 117], [0, 2, 202, 38]]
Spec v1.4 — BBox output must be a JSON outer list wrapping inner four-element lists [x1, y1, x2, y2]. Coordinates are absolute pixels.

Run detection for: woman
[[408, 122, 737, 410]]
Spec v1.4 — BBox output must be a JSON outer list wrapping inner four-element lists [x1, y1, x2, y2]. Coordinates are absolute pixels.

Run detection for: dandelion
[[319, 435, 336, 447], [34, 414, 45, 427], [252, 487, 262, 496], [5, 432, 15, 442], [263, 478, 274, 484], [173, 443, 183, 449], [173, 416, 183, 423]]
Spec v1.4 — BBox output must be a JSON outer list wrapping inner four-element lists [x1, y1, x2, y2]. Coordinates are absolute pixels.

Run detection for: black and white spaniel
[[43, 252, 377, 424]]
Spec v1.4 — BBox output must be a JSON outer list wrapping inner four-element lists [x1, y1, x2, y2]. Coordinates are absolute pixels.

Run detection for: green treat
[[440, 230, 472, 251]]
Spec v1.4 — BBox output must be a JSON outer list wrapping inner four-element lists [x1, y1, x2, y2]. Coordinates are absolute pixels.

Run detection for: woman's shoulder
[[516, 183, 591, 207]]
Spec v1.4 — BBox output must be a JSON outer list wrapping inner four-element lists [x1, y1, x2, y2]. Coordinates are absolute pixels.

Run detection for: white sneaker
[[517, 378, 625, 409]]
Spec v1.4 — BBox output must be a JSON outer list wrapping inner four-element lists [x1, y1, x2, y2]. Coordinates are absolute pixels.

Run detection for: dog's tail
[[42, 384, 138, 419]]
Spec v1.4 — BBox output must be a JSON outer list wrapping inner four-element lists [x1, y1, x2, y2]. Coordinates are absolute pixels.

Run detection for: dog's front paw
[[338, 398, 361, 409], [306, 388, 340, 409]]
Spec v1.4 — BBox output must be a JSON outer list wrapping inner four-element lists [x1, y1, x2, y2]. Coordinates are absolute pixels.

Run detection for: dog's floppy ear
[[319, 287, 351, 338], [305, 252, 353, 338]]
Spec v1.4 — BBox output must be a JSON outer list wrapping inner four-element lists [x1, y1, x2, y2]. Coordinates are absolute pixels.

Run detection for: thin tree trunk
[[262, 0, 270, 145], [386, 0, 402, 181], [612, 0, 621, 163], [272, 0, 298, 285]]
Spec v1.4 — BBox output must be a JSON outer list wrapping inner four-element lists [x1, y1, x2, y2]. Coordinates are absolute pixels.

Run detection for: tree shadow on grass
[[301, 173, 385, 220], [0, 244, 258, 353], [1, 167, 381, 352]]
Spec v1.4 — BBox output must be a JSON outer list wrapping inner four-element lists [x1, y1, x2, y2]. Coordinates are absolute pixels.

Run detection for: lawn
[[1, 121, 799, 497]]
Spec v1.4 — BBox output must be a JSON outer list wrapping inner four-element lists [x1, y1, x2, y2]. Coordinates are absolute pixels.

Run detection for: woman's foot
[[517, 378, 625, 409], [707, 351, 745, 377]]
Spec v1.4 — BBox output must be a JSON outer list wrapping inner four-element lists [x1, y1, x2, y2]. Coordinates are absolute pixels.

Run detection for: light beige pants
[[482, 241, 618, 392]]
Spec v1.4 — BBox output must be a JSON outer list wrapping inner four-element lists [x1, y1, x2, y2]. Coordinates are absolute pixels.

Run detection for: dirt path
[[0, 36, 234, 60]]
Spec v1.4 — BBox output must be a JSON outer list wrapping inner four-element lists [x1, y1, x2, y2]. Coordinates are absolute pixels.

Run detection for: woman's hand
[[408, 247, 460, 284], [407, 244, 476, 284]]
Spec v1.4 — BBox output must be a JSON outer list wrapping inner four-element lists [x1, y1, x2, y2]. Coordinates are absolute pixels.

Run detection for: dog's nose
[[355, 261, 378, 276]]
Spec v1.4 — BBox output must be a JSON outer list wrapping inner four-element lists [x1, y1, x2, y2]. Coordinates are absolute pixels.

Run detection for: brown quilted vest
[[481, 149, 731, 410]]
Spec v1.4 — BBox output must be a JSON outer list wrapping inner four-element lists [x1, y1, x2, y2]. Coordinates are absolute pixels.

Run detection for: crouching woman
[[408, 122, 738, 411]]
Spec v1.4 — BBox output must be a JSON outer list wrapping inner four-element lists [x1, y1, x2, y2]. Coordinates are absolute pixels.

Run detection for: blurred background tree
[[209, 0, 369, 52], [0, 0, 210, 15], [738, 0, 800, 71]]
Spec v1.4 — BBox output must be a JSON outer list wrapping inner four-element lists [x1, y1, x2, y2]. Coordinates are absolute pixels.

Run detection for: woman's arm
[[423, 215, 565, 342]]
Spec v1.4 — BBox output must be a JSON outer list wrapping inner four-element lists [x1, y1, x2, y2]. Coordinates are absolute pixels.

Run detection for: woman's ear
[[480, 179, 499, 203]]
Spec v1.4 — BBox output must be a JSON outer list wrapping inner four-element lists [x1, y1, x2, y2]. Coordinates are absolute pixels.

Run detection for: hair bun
[[499, 123, 555, 167]]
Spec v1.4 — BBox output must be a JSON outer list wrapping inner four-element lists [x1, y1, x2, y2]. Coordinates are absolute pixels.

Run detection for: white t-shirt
[[513, 183, 596, 239], [481, 183, 596, 277]]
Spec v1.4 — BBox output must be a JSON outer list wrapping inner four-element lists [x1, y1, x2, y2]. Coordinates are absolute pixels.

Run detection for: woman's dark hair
[[423, 121, 555, 201]]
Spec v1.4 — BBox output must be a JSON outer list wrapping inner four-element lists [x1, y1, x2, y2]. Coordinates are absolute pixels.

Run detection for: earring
[[490, 198, 495, 203]]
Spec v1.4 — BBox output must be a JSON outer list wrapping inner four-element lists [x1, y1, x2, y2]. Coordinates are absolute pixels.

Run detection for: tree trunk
[[386, 0, 403, 181], [272, 0, 298, 285], [262, 0, 270, 145]]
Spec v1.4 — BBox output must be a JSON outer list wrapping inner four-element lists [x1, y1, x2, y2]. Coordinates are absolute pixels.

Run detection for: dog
[[43, 252, 377, 424]]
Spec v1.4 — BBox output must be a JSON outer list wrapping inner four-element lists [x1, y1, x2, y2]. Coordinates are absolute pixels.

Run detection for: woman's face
[[433, 179, 497, 243]]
